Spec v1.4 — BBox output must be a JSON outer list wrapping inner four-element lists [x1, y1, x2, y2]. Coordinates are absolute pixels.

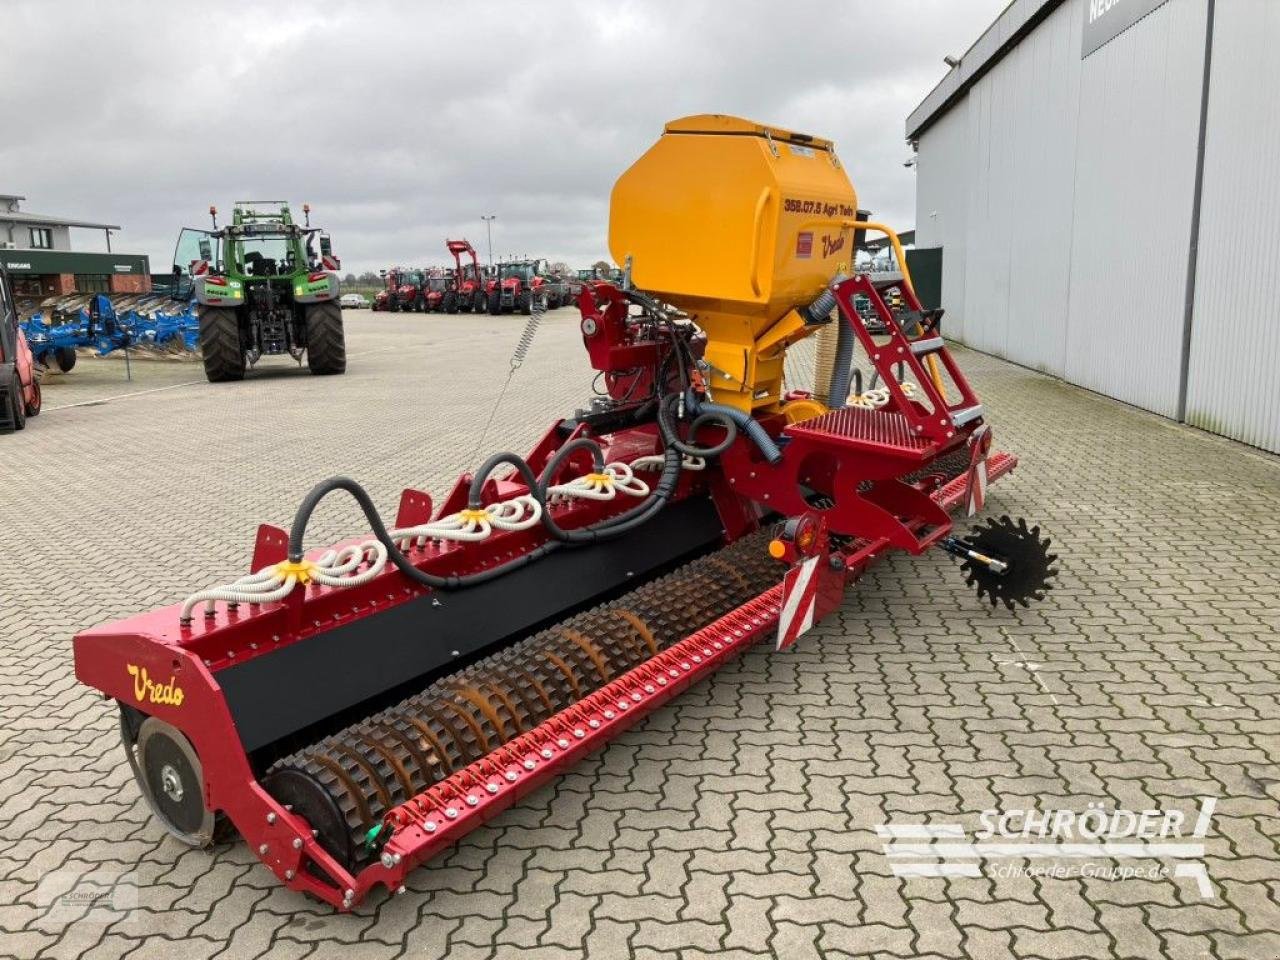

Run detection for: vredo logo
[[820, 233, 846, 258], [126, 664, 184, 707]]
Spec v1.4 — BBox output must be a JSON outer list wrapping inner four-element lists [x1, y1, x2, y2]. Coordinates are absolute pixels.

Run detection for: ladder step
[[950, 404, 984, 427], [910, 336, 944, 356]]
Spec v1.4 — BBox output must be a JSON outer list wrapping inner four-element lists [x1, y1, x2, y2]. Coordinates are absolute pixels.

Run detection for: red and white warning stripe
[[776, 554, 821, 651], [965, 425, 992, 517]]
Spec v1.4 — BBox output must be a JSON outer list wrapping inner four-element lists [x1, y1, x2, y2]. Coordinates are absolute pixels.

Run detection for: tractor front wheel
[[25, 377, 41, 418], [198, 308, 246, 383], [305, 302, 346, 375], [518, 291, 532, 315], [444, 292, 458, 314], [488, 290, 501, 315]]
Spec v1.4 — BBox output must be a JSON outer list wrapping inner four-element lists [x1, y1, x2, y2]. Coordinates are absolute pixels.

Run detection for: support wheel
[[54, 347, 77, 373], [198, 307, 246, 382], [305, 302, 346, 376], [124, 712, 218, 847]]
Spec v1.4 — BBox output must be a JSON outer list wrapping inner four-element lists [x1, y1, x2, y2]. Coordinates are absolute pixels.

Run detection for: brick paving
[[1, 309, 1277, 959]]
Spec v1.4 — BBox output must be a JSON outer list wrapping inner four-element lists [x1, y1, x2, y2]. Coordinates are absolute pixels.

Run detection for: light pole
[[481, 215, 496, 267]]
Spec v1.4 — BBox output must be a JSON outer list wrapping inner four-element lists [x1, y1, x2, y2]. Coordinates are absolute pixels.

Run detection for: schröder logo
[[878, 797, 1217, 898]]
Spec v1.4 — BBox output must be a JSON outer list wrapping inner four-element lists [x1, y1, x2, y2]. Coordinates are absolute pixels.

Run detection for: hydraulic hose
[[684, 393, 783, 465], [657, 393, 738, 459], [288, 476, 559, 591], [537, 437, 682, 543]]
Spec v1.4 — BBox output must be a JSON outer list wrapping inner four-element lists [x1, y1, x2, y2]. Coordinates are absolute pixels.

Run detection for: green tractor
[[172, 201, 346, 382]]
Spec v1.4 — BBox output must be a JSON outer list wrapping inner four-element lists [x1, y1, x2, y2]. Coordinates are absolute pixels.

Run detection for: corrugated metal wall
[[1184, 0, 1280, 452], [914, 0, 1244, 423], [913, 105, 970, 341], [1062, 0, 1208, 417], [962, 0, 1081, 375]]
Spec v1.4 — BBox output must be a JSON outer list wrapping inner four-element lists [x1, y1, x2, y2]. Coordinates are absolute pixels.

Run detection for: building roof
[[0, 209, 121, 231], [906, 0, 1064, 141]]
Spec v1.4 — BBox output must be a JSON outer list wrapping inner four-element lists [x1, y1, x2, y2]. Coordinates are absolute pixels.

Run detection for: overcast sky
[[1, 1, 1004, 275]]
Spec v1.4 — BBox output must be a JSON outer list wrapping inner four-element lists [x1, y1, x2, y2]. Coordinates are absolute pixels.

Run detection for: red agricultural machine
[[73, 115, 1056, 910], [421, 274, 452, 313], [487, 258, 555, 315], [445, 239, 486, 313], [1, 262, 42, 432], [372, 268, 424, 312]]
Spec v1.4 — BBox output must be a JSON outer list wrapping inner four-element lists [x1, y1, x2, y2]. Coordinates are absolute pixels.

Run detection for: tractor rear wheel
[[54, 347, 77, 373], [444, 292, 458, 314], [198, 308, 246, 383], [305, 302, 346, 375], [488, 290, 501, 315], [474, 292, 486, 313]]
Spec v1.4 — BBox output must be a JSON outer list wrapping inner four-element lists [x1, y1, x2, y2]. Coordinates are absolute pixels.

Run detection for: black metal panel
[[219, 497, 725, 755]]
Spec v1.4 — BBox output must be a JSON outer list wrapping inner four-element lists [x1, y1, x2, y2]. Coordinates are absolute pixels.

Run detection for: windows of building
[[29, 227, 53, 249]]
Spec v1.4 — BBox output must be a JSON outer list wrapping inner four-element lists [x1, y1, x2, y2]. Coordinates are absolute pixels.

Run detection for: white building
[[908, 0, 1280, 453]]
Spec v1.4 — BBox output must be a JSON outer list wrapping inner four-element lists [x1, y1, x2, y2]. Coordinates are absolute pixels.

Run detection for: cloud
[[0, 0, 1003, 273]]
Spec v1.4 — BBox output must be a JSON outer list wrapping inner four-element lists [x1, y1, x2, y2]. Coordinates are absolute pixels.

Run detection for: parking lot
[[2, 309, 1278, 959]]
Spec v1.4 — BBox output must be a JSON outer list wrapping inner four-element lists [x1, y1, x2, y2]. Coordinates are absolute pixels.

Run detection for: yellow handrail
[[843, 219, 946, 399]]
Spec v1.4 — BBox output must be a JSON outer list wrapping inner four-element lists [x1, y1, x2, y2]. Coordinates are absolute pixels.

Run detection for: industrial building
[[0, 193, 150, 297], [907, 0, 1280, 453]]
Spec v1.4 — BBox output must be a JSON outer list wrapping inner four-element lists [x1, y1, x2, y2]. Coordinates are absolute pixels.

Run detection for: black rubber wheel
[[9, 374, 26, 430], [444, 292, 458, 314], [130, 715, 217, 847], [305, 301, 346, 375], [198, 307, 246, 383], [518, 291, 532, 315], [54, 347, 77, 373], [474, 292, 487, 313], [24, 377, 41, 418], [488, 290, 501, 315]]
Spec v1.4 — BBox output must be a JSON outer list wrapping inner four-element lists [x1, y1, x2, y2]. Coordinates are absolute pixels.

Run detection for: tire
[[9, 375, 27, 431], [474, 292, 487, 314], [198, 308, 246, 383], [305, 301, 346, 376], [518, 291, 532, 315], [54, 347, 77, 373], [25, 378, 41, 418], [488, 290, 501, 315], [444, 292, 458, 314]]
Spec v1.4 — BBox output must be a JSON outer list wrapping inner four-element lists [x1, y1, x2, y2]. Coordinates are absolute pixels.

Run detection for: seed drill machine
[[74, 115, 1056, 909]]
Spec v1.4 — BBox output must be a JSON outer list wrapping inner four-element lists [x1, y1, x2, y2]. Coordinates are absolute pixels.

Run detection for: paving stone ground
[[1, 309, 1277, 959]]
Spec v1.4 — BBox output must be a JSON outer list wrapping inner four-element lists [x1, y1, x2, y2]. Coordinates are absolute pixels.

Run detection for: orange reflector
[[768, 539, 786, 559]]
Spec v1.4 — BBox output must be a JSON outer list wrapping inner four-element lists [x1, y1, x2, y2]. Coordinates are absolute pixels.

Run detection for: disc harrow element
[[266, 531, 783, 869], [959, 514, 1058, 611]]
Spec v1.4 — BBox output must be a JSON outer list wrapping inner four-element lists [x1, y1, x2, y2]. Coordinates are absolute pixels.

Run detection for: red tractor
[[1, 263, 42, 432], [444, 239, 486, 313], [488, 258, 554, 315], [422, 274, 452, 313], [372, 268, 425, 312]]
